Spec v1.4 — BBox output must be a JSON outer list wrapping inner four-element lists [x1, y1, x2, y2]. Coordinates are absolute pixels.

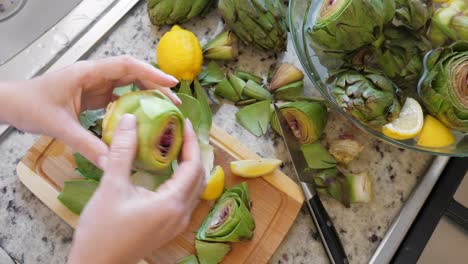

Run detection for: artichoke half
[[418, 41, 468, 132], [147, 0, 215, 26], [329, 68, 402, 128], [102, 91, 184, 172], [218, 0, 288, 52], [429, 0, 468, 47], [197, 182, 255, 242], [272, 101, 328, 144], [308, 0, 395, 52]]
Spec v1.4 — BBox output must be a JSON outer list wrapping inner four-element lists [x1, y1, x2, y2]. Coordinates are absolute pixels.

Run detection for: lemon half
[[417, 115, 455, 148], [382, 98, 424, 140], [201, 166, 225, 201]]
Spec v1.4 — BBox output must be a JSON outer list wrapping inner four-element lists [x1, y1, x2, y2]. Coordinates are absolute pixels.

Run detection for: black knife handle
[[306, 195, 349, 264]]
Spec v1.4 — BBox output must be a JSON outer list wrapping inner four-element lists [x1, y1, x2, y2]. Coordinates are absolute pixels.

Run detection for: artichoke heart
[[278, 101, 328, 144], [197, 182, 255, 242], [329, 68, 402, 128], [309, 0, 396, 52], [147, 0, 215, 26], [418, 40, 468, 132], [102, 91, 184, 171]]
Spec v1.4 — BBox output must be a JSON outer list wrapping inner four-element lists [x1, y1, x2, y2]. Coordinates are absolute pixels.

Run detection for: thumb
[[101, 114, 138, 184]]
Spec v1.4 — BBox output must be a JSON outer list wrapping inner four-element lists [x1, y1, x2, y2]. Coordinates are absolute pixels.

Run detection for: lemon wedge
[[417, 115, 455, 148], [230, 159, 282, 178], [201, 166, 225, 201], [382, 98, 424, 140]]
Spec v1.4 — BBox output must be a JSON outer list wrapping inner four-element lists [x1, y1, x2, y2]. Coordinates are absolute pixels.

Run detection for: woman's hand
[[68, 114, 205, 264], [0, 56, 180, 166]]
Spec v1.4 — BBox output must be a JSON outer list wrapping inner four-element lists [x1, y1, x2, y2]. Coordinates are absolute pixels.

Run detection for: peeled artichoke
[[308, 0, 395, 52], [102, 91, 184, 171], [218, 0, 288, 52], [274, 101, 328, 144], [392, 0, 432, 31], [429, 0, 468, 47], [197, 182, 255, 242], [330, 68, 402, 128], [147, 0, 215, 26], [418, 41, 468, 132]]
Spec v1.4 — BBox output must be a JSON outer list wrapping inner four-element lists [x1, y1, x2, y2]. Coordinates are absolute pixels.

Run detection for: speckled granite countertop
[[0, 2, 434, 264]]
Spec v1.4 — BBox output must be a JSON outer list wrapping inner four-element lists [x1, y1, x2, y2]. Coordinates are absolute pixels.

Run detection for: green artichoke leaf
[[178, 93, 202, 134], [329, 68, 402, 128], [79, 109, 105, 136], [273, 80, 304, 101], [57, 180, 98, 215], [301, 142, 337, 169], [199, 62, 225, 86], [113, 83, 140, 97], [179, 80, 193, 96], [194, 80, 213, 144], [235, 69, 264, 84], [235, 99, 272, 136], [215, 79, 241, 102], [102, 91, 185, 172], [195, 240, 231, 264], [418, 40, 468, 131], [177, 255, 199, 264], [242, 80, 272, 101], [227, 72, 246, 99], [278, 101, 328, 144], [392, 0, 432, 31], [73, 153, 103, 181]]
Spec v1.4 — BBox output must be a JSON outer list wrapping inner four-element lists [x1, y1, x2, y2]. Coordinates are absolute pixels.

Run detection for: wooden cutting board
[[16, 125, 303, 264]]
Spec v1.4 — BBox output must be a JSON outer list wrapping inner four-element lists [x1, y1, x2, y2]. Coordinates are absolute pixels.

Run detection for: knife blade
[[273, 103, 348, 264]]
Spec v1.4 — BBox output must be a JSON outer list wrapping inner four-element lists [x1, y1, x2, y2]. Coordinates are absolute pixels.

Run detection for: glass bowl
[[288, 0, 468, 156]]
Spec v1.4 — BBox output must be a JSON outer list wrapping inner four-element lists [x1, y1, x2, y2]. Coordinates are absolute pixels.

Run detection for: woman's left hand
[[1, 56, 179, 167]]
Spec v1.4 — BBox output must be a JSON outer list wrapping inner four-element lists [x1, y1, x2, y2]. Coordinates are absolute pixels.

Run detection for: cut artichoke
[[309, 0, 395, 52], [418, 40, 468, 131], [330, 68, 402, 128], [102, 91, 184, 172], [277, 101, 328, 144], [218, 0, 288, 52], [197, 182, 255, 242], [329, 139, 364, 166], [147, 0, 215, 26]]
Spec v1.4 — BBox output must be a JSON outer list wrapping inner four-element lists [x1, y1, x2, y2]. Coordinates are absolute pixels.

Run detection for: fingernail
[[119, 114, 137, 130], [97, 155, 108, 169], [173, 93, 182, 104], [167, 75, 179, 83]]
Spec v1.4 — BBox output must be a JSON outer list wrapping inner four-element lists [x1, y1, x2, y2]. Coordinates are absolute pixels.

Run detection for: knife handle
[[306, 195, 349, 264]]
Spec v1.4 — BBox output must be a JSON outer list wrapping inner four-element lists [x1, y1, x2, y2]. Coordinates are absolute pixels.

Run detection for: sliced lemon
[[382, 98, 424, 140], [230, 159, 282, 178], [417, 115, 455, 148], [201, 166, 225, 201]]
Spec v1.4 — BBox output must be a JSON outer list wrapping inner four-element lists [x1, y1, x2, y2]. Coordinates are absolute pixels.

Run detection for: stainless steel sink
[[0, 0, 141, 137]]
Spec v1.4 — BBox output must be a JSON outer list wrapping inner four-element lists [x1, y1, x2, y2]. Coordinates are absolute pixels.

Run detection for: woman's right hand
[[68, 114, 205, 264]]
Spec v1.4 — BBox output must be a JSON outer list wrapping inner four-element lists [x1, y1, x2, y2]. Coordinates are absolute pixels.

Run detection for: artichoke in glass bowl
[[329, 68, 402, 128], [418, 40, 468, 132]]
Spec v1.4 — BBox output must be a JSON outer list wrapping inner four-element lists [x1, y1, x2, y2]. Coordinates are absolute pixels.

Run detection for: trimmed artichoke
[[218, 0, 288, 52], [102, 91, 184, 171], [275, 101, 328, 144], [374, 27, 432, 90], [429, 0, 468, 47], [308, 0, 396, 52], [392, 0, 432, 31], [329, 68, 402, 128], [418, 41, 468, 132], [197, 182, 255, 242], [147, 0, 215, 26]]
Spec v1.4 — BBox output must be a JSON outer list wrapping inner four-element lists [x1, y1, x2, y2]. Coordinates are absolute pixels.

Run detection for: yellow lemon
[[201, 166, 225, 201], [417, 115, 455, 148], [157, 25, 203, 82], [230, 159, 282, 178], [382, 98, 424, 140]]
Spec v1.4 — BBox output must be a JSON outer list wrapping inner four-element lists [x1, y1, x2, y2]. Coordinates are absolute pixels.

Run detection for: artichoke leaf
[[73, 153, 103, 181], [199, 62, 225, 86], [195, 240, 231, 264], [57, 180, 98, 215], [301, 143, 337, 169], [177, 255, 199, 264], [235, 99, 272, 136]]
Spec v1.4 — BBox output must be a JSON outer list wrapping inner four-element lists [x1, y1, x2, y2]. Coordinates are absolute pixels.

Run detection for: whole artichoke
[[147, 0, 215, 26], [392, 0, 432, 31], [197, 182, 255, 242], [308, 0, 396, 52], [102, 91, 184, 171], [217, 0, 288, 52], [418, 41, 468, 132], [429, 0, 468, 47], [330, 68, 402, 128]]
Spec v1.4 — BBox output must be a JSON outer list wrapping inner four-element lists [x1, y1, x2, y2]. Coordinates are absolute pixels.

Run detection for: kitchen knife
[[273, 103, 348, 264]]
